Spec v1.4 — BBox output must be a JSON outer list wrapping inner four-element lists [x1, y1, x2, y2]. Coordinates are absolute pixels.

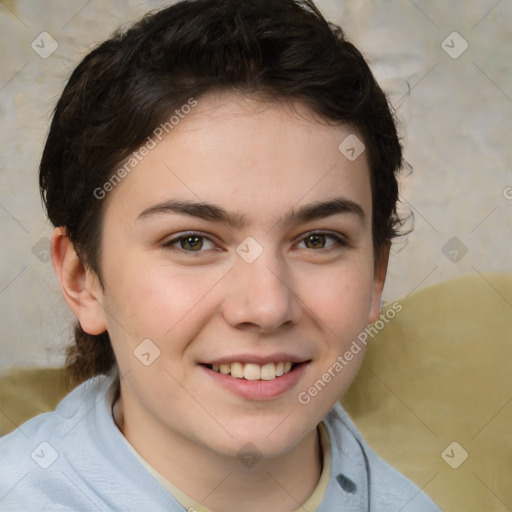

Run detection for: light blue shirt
[[0, 373, 441, 511]]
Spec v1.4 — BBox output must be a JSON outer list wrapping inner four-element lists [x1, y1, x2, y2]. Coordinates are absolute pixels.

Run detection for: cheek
[[303, 264, 374, 338], [102, 257, 225, 344]]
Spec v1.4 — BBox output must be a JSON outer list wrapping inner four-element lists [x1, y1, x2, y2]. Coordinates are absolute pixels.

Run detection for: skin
[[52, 92, 388, 511]]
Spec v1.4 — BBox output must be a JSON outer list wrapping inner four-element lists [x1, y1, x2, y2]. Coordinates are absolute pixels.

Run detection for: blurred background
[[0, 0, 510, 370]]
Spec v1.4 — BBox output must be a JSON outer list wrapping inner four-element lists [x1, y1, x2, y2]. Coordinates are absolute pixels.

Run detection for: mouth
[[202, 361, 300, 381], [199, 356, 311, 400]]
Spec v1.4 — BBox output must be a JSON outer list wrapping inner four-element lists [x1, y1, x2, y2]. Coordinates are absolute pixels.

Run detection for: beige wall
[[0, 0, 510, 370]]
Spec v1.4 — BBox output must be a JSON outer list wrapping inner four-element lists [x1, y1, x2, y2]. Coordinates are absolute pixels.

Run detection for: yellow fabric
[[117, 422, 331, 512], [340, 272, 512, 512], [1, 272, 510, 511], [301, 422, 331, 512], [0, 367, 73, 435]]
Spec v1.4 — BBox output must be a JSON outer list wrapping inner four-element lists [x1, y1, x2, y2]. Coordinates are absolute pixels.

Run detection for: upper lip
[[201, 353, 310, 365]]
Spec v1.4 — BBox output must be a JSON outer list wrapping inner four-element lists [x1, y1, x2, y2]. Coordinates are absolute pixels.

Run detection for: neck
[[112, 396, 322, 511]]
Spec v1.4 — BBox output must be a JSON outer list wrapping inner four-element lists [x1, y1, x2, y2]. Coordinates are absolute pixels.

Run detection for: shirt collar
[[319, 402, 370, 511]]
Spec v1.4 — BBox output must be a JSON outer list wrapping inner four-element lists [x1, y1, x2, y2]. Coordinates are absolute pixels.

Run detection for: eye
[[297, 232, 346, 250], [163, 232, 217, 252]]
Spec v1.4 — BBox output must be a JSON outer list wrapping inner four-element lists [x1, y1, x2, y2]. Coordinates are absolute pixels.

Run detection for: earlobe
[[51, 227, 107, 335], [368, 244, 390, 324]]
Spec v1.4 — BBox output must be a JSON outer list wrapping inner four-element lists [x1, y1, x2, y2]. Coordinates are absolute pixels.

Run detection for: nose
[[221, 250, 302, 334]]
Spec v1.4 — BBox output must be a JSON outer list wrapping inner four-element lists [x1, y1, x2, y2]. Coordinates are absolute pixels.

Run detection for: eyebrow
[[137, 197, 366, 228]]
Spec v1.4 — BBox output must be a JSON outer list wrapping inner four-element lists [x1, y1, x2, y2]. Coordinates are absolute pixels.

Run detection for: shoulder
[[1, 373, 111, 441], [0, 373, 184, 511], [0, 374, 113, 510], [323, 402, 441, 512], [0, 373, 109, 454]]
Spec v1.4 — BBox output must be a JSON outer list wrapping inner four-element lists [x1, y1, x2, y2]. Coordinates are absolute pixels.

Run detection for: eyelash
[[161, 230, 348, 255], [296, 230, 348, 251]]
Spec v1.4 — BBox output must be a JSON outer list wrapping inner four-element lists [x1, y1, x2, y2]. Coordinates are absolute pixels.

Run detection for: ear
[[368, 244, 390, 324], [51, 227, 107, 335]]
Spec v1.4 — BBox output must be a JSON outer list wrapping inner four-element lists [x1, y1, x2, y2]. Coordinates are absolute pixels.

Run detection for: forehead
[[103, 93, 372, 225]]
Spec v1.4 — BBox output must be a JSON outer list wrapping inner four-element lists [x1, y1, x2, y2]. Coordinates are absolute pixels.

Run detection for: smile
[[201, 360, 309, 400], [205, 362, 296, 381]]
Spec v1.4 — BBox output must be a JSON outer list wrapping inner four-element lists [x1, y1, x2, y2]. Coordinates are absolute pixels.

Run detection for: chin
[[212, 415, 312, 460]]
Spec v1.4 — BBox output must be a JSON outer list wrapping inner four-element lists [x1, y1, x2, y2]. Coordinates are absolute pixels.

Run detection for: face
[[91, 93, 386, 461]]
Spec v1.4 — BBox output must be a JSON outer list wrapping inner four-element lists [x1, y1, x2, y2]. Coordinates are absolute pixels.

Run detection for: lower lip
[[201, 363, 309, 400]]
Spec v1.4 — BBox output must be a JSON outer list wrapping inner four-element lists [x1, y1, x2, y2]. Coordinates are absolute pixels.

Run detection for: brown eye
[[303, 234, 326, 249], [163, 233, 216, 253], [179, 235, 204, 251], [297, 232, 346, 251]]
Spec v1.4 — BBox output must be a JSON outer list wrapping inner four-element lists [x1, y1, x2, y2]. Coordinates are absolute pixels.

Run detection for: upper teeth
[[211, 362, 293, 380]]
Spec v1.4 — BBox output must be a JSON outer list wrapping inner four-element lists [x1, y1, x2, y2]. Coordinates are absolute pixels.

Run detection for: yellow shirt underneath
[[119, 423, 331, 512]]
